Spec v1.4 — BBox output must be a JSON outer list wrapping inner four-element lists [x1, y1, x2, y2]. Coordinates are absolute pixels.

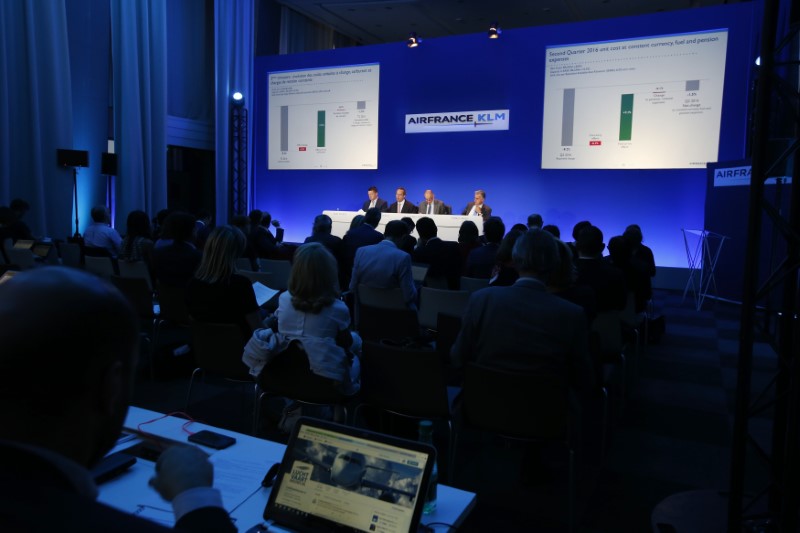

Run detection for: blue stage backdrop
[[253, 2, 757, 268]]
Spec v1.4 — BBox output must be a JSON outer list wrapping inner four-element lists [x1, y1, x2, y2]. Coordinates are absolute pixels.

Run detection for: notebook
[[264, 417, 436, 533]]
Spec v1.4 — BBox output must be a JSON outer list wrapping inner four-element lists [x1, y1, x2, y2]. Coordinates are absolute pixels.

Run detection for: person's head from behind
[[458, 220, 480, 244], [349, 214, 365, 231], [261, 212, 272, 227], [572, 220, 592, 242], [527, 213, 543, 230], [607, 235, 631, 267], [248, 209, 263, 228], [9, 198, 29, 218], [125, 209, 152, 239], [401, 217, 415, 234], [542, 224, 561, 239], [161, 211, 196, 243], [384, 220, 408, 245], [483, 216, 505, 244], [230, 214, 251, 235], [312, 214, 333, 235], [91, 205, 110, 224], [0, 267, 138, 467], [496, 229, 524, 265], [512, 229, 561, 282], [289, 243, 339, 313], [195, 225, 246, 283], [415, 217, 437, 241], [549, 238, 577, 289], [623, 224, 644, 246], [510, 223, 528, 234], [576, 225, 605, 258], [363, 207, 381, 228]]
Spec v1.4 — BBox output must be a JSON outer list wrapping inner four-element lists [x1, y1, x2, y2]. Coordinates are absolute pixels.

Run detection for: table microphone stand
[[72, 167, 81, 239]]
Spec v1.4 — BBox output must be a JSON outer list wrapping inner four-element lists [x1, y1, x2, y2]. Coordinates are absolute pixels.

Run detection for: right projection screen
[[541, 29, 728, 169]]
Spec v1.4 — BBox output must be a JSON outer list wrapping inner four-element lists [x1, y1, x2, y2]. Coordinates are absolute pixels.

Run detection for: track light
[[407, 32, 421, 48], [488, 22, 501, 39], [232, 91, 245, 106]]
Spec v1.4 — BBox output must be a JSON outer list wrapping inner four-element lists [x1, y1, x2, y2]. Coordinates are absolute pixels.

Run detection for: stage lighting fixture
[[488, 22, 501, 39], [407, 32, 421, 48], [232, 91, 245, 106]]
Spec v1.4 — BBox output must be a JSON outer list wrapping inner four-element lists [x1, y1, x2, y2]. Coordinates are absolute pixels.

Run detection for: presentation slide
[[541, 29, 728, 169], [268, 63, 380, 170]]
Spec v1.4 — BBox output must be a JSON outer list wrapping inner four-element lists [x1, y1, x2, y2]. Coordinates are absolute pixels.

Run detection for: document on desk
[[252, 281, 280, 307], [210, 449, 275, 511]]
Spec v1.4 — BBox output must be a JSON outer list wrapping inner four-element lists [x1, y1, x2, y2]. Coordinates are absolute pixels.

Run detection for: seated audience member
[[0, 207, 17, 248], [348, 214, 365, 231], [0, 267, 234, 532], [623, 224, 656, 312], [8, 198, 34, 241], [412, 217, 462, 290], [568, 220, 592, 258], [418, 189, 447, 215], [457, 220, 482, 271], [388, 187, 418, 214], [186, 225, 263, 337], [451, 229, 595, 394], [249, 209, 278, 259], [193, 211, 214, 250], [152, 211, 202, 288], [119, 209, 154, 264], [350, 220, 418, 310], [574, 225, 627, 313], [397, 216, 417, 255], [549, 238, 597, 322], [231, 214, 257, 271], [341, 208, 383, 289], [151, 208, 172, 241], [510, 223, 528, 234], [527, 213, 543, 230], [461, 189, 492, 221], [489, 228, 523, 287], [83, 205, 122, 257], [464, 216, 505, 279], [253, 243, 361, 396], [304, 214, 344, 263], [542, 224, 561, 239], [362, 185, 388, 212]]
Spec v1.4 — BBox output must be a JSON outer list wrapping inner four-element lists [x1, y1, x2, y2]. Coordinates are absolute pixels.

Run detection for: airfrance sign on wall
[[713, 164, 792, 187], [405, 109, 510, 133]]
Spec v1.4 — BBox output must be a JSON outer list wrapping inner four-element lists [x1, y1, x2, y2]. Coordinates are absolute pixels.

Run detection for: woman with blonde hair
[[186, 225, 263, 336], [274, 242, 360, 395]]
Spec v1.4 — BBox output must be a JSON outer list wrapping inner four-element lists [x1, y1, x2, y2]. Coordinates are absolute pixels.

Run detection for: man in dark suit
[[574, 225, 627, 313], [388, 187, 418, 214], [304, 213, 344, 262], [0, 267, 235, 532], [412, 217, 462, 289], [464, 216, 505, 278], [461, 189, 492, 221], [451, 229, 595, 393], [418, 189, 447, 215], [342, 208, 384, 288], [361, 185, 388, 212]]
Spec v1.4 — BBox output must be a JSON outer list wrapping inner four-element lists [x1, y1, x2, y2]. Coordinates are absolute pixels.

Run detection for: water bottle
[[418, 420, 438, 514]]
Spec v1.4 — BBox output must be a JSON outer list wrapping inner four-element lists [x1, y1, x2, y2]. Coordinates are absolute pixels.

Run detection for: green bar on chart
[[619, 94, 633, 141], [317, 110, 326, 148]]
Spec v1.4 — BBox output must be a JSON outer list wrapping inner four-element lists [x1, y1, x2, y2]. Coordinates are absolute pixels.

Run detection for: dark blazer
[[461, 202, 492, 220], [341, 224, 384, 288], [304, 232, 344, 262], [575, 258, 627, 313], [387, 201, 419, 214], [412, 237, 462, 289], [418, 199, 448, 215], [361, 198, 388, 212], [464, 242, 500, 279], [0, 444, 235, 532]]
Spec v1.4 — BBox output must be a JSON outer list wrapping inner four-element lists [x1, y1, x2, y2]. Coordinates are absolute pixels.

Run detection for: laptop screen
[[265, 417, 435, 533]]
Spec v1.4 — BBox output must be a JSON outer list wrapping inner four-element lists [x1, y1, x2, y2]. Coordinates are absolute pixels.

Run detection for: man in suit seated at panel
[[451, 229, 595, 394], [461, 189, 492, 221], [349, 220, 418, 310], [388, 187, 418, 214], [0, 267, 235, 532], [418, 189, 447, 215], [412, 217, 462, 290], [361, 185, 388, 212]]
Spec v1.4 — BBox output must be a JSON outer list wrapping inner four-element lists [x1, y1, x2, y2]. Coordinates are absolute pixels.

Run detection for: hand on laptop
[[149, 445, 214, 501]]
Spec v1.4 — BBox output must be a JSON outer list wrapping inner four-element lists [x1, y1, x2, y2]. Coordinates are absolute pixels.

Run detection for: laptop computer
[[263, 417, 436, 533]]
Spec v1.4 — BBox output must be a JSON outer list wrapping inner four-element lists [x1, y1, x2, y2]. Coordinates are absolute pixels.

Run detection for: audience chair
[[355, 340, 457, 482], [590, 310, 628, 416], [456, 363, 576, 532], [459, 276, 489, 293], [255, 340, 351, 434], [256, 259, 291, 291], [83, 253, 117, 278], [57, 241, 82, 268], [418, 287, 470, 331], [236, 257, 256, 272], [152, 281, 194, 375], [411, 264, 429, 284], [118, 260, 153, 291], [109, 276, 160, 380], [186, 321, 256, 432]]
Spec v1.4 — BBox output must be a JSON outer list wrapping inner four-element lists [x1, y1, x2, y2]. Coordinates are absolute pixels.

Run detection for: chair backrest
[[190, 321, 251, 380], [236, 257, 255, 272], [118, 260, 153, 291], [620, 291, 642, 328], [411, 264, 429, 283], [435, 313, 462, 363], [418, 287, 470, 330], [110, 276, 156, 319], [57, 241, 82, 268], [357, 284, 407, 310], [256, 259, 291, 291], [459, 276, 489, 293], [6, 248, 36, 269], [360, 340, 450, 419], [84, 255, 117, 278], [357, 304, 420, 343], [258, 341, 345, 404], [463, 362, 569, 440], [591, 310, 623, 355], [155, 281, 193, 325]]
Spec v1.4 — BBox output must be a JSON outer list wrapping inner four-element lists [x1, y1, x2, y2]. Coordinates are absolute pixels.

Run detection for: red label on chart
[[298, 147, 307, 151], [589, 140, 602, 146]]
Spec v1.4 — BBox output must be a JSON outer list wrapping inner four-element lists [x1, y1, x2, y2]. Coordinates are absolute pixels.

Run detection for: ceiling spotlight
[[407, 32, 421, 48], [232, 91, 244, 105], [488, 22, 501, 39]]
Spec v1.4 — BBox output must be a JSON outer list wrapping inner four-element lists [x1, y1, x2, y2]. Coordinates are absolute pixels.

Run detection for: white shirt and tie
[[397, 201, 405, 213], [370, 200, 377, 209], [425, 203, 433, 215]]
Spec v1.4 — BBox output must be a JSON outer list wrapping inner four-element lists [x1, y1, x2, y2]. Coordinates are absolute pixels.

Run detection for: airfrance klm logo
[[405, 109, 510, 134]]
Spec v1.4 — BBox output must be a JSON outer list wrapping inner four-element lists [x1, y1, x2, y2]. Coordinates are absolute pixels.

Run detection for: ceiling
[[275, 0, 751, 45]]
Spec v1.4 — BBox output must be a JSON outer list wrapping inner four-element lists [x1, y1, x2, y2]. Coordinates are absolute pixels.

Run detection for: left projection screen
[[268, 63, 380, 170]]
